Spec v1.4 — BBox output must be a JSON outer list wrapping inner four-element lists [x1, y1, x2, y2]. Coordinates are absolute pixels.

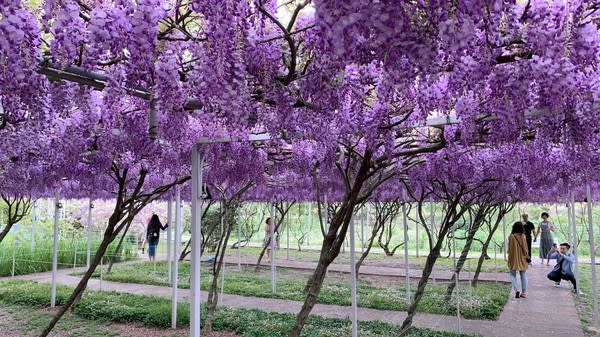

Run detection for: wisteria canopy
[[0, 0, 598, 201], [2, 2, 600, 337]]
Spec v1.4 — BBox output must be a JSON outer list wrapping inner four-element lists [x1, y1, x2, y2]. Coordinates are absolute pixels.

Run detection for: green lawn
[[573, 264, 600, 331], [0, 280, 480, 337], [74, 261, 510, 320]]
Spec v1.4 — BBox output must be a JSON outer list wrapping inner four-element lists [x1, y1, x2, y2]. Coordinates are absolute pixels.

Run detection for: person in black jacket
[[145, 214, 168, 261], [521, 214, 536, 262]]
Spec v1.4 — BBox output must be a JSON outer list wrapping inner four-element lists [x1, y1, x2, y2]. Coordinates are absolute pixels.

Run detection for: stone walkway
[[5, 258, 584, 337], [221, 255, 508, 282]]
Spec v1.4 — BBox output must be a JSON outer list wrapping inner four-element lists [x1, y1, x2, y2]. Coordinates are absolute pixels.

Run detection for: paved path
[[221, 255, 508, 282], [5, 258, 584, 337]]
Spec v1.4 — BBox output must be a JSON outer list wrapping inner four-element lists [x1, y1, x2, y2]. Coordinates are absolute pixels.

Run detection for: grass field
[[0, 280, 482, 337], [75, 261, 510, 320]]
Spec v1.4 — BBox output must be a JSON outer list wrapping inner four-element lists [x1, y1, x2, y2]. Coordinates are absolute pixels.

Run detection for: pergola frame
[[34, 60, 599, 335]]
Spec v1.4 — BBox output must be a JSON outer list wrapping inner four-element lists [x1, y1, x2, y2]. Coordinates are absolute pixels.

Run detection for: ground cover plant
[[573, 264, 600, 335], [0, 239, 137, 277], [74, 261, 510, 320], [0, 280, 481, 337]]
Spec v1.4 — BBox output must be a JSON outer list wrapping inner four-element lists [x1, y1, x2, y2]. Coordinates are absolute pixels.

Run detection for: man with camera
[[547, 243, 581, 294]]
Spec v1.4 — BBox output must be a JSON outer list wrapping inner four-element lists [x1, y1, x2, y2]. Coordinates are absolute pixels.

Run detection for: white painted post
[[493, 243, 497, 284], [402, 190, 410, 305], [172, 188, 182, 329], [286, 209, 290, 260], [571, 194, 579, 279], [430, 201, 435, 283], [453, 223, 461, 333], [586, 184, 598, 328], [11, 239, 17, 277], [270, 200, 276, 293], [349, 216, 358, 337], [31, 201, 37, 251], [237, 206, 241, 271], [502, 216, 507, 261], [415, 202, 419, 258], [361, 206, 365, 254], [467, 259, 472, 300], [86, 199, 93, 269], [190, 147, 204, 337], [219, 201, 225, 303], [429, 200, 435, 247], [99, 256, 103, 291], [167, 199, 173, 283], [51, 190, 60, 307], [307, 202, 312, 246], [73, 239, 77, 268]]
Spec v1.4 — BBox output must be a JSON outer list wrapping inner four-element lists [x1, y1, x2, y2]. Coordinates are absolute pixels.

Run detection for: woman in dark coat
[[146, 214, 168, 261]]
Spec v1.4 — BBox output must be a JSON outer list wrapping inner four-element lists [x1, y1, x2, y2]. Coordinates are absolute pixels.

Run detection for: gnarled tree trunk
[[0, 195, 33, 246], [443, 200, 493, 303], [38, 167, 188, 337], [356, 200, 400, 275], [472, 202, 514, 286]]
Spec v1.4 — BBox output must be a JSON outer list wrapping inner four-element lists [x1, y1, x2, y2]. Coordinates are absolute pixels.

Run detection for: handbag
[[514, 234, 532, 263]]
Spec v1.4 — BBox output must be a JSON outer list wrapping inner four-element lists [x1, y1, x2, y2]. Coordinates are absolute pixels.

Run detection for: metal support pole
[[11, 239, 17, 277], [167, 199, 173, 283], [190, 147, 204, 337], [100, 256, 103, 291], [502, 216, 507, 261], [493, 243, 497, 284], [568, 199, 574, 245], [453, 223, 461, 333], [429, 201, 435, 247], [51, 190, 60, 307], [286, 209, 290, 260], [237, 206, 241, 271], [467, 259, 472, 300], [31, 201, 37, 251], [361, 206, 365, 254], [571, 194, 579, 280], [307, 202, 312, 246], [172, 188, 182, 329], [586, 185, 598, 327], [430, 201, 435, 283], [270, 200, 276, 293], [219, 201, 225, 304], [73, 240, 77, 268], [415, 202, 419, 258], [86, 199, 93, 269], [349, 216, 358, 337], [402, 190, 410, 305]]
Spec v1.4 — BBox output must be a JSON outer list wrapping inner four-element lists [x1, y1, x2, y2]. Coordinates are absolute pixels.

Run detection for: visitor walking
[[508, 222, 529, 298], [264, 217, 279, 263], [547, 243, 580, 294], [520, 214, 535, 261], [534, 212, 555, 266], [145, 214, 168, 261]]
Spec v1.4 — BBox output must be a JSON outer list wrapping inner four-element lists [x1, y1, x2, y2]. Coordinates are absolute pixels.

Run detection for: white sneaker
[[554, 282, 560, 287]]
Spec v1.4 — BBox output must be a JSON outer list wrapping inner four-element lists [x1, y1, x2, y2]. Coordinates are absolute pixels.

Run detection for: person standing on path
[[145, 214, 168, 262], [520, 214, 535, 262], [508, 222, 529, 298], [547, 243, 580, 294], [264, 217, 279, 263], [534, 212, 555, 266]]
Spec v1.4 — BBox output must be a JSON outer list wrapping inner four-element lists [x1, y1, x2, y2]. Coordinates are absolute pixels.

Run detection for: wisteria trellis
[[1, 1, 600, 337]]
